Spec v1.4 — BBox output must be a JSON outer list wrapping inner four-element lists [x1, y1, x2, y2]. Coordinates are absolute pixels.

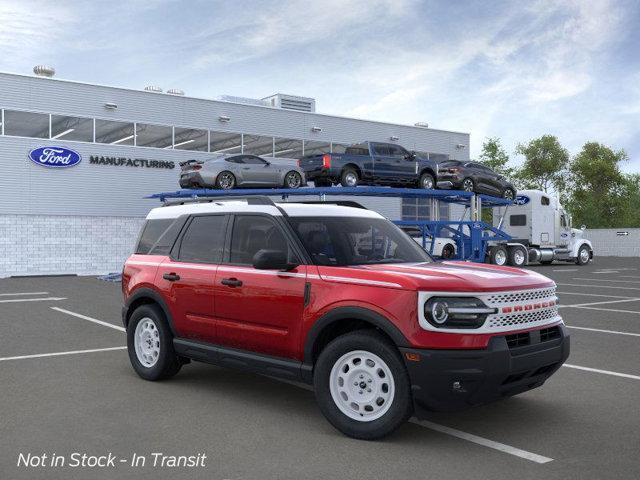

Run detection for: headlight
[[424, 297, 495, 329]]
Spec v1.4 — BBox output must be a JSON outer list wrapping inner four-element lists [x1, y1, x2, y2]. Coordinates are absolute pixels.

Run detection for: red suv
[[122, 196, 569, 439]]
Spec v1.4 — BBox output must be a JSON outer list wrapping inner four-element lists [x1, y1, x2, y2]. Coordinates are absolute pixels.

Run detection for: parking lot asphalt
[[1, 257, 640, 480]]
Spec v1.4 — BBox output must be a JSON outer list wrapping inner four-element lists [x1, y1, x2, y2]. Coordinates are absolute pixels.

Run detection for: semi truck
[[489, 189, 593, 266]]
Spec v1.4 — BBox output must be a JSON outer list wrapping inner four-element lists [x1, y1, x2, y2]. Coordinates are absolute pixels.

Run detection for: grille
[[485, 287, 556, 305], [488, 307, 558, 329], [506, 332, 530, 348], [540, 326, 561, 342]]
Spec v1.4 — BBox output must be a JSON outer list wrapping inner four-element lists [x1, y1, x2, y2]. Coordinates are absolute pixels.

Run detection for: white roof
[[146, 200, 383, 220]]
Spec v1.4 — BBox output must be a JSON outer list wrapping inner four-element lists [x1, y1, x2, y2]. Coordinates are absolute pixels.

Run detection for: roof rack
[[293, 200, 368, 209], [160, 195, 275, 207]]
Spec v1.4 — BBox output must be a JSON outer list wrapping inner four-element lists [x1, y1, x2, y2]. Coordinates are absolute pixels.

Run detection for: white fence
[[583, 228, 640, 257]]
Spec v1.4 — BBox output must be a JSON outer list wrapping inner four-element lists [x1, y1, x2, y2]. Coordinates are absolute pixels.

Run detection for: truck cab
[[493, 190, 593, 265]]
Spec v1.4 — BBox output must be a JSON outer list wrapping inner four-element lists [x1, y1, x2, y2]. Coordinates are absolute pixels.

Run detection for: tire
[[576, 245, 591, 265], [284, 170, 303, 189], [462, 178, 475, 192], [215, 171, 236, 190], [314, 178, 332, 187], [502, 188, 516, 200], [418, 172, 435, 190], [441, 243, 455, 259], [340, 168, 359, 187], [127, 304, 182, 381], [489, 245, 508, 266], [507, 245, 527, 267], [313, 330, 413, 440]]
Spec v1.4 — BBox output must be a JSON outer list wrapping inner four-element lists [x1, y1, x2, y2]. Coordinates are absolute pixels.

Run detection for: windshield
[[288, 216, 433, 266]]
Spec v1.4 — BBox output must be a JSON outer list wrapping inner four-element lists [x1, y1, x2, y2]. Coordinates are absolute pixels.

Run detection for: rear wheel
[[502, 188, 516, 200], [507, 245, 527, 267], [340, 168, 359, 187], [127, 304, 182, 381], [489, 245, 508, 266], [313, 331, 413, 440], [418, 172, 435, 189], [462, 178, 475, 192], [284, 171, 303, 189], [216, 171, 236, 190]]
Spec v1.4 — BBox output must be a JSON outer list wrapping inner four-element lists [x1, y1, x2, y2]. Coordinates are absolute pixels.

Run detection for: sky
[[1, 0, 639, 171]]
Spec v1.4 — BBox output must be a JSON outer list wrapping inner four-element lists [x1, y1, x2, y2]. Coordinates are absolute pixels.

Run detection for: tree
[[478, 137, 515, 178], [566, 142, 628, 228], [515, 135, 569, 193]]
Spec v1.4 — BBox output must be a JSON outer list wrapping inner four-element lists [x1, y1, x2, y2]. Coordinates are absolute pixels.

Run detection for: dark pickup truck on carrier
[[298, 142, 439, 189]]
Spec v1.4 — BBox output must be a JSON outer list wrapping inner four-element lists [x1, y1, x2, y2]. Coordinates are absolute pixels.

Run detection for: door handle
[[162, 272, 181, 282], [242, 167, 251, 170], [221, 277, 243, 287]]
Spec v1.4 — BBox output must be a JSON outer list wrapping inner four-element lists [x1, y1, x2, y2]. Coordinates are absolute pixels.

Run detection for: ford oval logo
[[514, 195, 530, 205], [28, 146, 82, 168]]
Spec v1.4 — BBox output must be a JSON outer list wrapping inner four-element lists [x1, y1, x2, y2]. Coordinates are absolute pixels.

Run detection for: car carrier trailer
[[148, 186, 592, 267]]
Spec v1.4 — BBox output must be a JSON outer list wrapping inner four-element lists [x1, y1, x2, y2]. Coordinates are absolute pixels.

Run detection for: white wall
[[0, 214, 144, 277], [583, 228, 640, 257]]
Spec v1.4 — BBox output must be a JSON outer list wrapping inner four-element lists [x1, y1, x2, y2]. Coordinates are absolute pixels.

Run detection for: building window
[[210, 131, 242, 154], [243, 134, 274, 156], [173, 127, 208, 151], [95, 119, 135, 145], [135, 123, 173, 148], [273, 137, 303, 159], [3, 110, 50, 139], [50, 114, 94, 142], [401, 199, 450, 221], [303, 140, 331, 156]]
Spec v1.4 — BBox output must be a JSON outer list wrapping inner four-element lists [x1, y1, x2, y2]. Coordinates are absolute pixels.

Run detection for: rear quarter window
[[135, 219, 174, 254]]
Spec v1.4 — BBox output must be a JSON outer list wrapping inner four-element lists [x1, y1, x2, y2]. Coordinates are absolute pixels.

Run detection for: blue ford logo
[[28, 146, 82, 168], [514, 195, 530, 205]]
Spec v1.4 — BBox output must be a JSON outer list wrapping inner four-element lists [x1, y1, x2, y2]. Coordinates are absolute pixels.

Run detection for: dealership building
[[0, 68, 470, 277]]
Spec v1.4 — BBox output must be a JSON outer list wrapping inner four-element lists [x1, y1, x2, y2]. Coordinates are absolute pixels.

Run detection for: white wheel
[[134, 317, 161, 368], [329, 350, 395, 422]]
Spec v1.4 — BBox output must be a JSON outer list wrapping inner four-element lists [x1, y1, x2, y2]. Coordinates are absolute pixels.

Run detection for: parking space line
[[566, 325, 640, 337], [51, 307, 125, 332], [563, 364, 640, 381], [557, 291, 638, 299], [557, 283, 640, 291], [559, 298, 640, 308], [272, 377, 553, 463], [412, 420, 553, 464], [0, 292, 49, 296], [571, 278, 640, 284], [0, 297, 66, 303], [0, 346, 126, 362], [566, 305, 640, 315], [552, 269, 578, 272]]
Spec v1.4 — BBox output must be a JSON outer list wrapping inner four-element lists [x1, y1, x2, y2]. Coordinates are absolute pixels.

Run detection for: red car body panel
[[123, 255, 559, 358]]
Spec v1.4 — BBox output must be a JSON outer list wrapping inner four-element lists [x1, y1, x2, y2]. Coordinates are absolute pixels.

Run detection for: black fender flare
[[303, 306, 410, 366], [123, 287, 176, 335]]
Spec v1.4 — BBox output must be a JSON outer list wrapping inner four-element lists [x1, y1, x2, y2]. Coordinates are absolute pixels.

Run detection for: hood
[[317, 261, 554, 292]]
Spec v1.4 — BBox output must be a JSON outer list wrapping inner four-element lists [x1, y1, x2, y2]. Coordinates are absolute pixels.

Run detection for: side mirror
[[252, 249, 297, 270], [581, 225, 586, 230]]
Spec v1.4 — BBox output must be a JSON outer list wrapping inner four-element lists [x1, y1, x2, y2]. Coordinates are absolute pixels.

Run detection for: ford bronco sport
[[122, 196, 569, 439]]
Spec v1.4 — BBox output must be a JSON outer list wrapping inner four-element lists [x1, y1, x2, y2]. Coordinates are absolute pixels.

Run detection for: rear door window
[[178, 215, 227, 263], [228, 215, 294, 265]]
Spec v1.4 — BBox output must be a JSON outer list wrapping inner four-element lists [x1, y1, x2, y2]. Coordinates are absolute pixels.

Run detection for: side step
[[173, 338, 313, 384]]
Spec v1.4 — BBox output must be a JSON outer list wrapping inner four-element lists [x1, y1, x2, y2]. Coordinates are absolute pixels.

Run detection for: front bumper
[[400, 324, 570, 415]]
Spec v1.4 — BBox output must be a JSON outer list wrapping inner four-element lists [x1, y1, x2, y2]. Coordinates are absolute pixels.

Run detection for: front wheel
[[418, 172, 435, 189], [313, 331, 413, 440], [284, 171, 303, 189], [576, 245, 591, 265], [127, 304, 182, 381]]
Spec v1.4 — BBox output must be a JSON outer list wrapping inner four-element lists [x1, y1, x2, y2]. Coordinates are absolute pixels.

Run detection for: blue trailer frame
[[148, 186, 513, 263]]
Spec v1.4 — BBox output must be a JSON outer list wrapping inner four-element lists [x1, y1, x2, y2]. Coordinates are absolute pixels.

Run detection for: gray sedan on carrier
[[179, 154, 307, 189]]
